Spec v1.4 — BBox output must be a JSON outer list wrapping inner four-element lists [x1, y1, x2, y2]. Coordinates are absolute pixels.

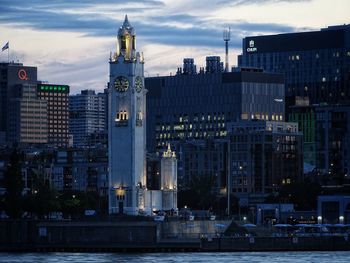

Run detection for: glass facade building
[[228, 120, 303, 204], [238, 25, 350, 111], [290, 104, 350, 185], [145, 66, 285, 193], [146, 68, 285, 153], [69, 90, 107, 147]]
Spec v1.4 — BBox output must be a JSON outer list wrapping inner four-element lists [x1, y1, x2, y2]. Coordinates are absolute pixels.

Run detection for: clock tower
[[108, 15, 146, 215]]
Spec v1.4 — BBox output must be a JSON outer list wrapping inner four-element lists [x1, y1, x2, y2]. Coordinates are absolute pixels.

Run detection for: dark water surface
[[1, 252, 350, 263]]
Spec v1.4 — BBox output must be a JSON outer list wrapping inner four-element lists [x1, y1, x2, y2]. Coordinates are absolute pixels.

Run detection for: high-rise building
[[146, 66, 285, 153], [37, 83, 69, 147], [0, 63, 48, 145], [238, 25, 350, 110], [69, 90, 106, 146]]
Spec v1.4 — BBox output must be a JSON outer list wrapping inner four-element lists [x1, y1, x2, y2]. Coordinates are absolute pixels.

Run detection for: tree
[[3, 149, 23, 219], [25, 178, 60, 219], [178, 173, 216, 210]]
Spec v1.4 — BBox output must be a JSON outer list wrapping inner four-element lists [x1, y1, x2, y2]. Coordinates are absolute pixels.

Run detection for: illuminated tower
[[108, 15, 146, 215], [223, 27, 231, 72], [160, 144, 178, 212]]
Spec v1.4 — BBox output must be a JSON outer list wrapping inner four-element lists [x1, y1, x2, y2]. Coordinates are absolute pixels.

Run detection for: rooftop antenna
[[223, 27, 231, 72]]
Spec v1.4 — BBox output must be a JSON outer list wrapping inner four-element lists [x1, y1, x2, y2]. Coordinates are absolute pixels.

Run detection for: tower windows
[[121, 36, 126, 50], [136, 110, 143, 126]]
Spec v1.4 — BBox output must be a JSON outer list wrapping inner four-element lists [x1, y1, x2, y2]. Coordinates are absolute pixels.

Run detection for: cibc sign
[[246, 40, 257, 52]]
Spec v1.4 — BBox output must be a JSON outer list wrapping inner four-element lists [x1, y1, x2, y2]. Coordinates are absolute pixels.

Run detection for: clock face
[[114, 76, 129, 92], [135, 76, 143, 93]]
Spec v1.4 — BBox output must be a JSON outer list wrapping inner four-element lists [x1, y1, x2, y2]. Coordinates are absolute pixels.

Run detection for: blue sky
[[0, 0, 349, 93]]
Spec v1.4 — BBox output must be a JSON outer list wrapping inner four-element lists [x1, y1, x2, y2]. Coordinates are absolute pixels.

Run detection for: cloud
[[0, 0, 327, 92], [0, 0, 164, 9], [217, 0, 311, 6], [0, 3, 300, 50]]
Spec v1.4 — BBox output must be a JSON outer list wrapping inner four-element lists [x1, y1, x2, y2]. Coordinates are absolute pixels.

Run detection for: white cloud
[[0, 0, 349, 93]]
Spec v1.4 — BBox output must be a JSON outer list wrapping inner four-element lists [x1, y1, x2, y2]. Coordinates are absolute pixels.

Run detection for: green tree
[[4, 149, 23, 219], [59, 191, 87, 218]]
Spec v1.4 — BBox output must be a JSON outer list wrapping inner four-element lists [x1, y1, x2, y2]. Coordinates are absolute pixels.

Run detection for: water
[[0, 252, 350, 263]]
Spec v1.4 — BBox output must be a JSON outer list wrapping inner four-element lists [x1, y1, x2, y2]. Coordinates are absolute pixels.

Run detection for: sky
[[0, 0, 349, 94]]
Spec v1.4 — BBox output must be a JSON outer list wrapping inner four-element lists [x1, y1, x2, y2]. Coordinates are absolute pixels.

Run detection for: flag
[[2, 42, 9, 52]]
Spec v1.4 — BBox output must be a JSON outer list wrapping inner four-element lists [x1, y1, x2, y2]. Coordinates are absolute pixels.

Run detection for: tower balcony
[[115, 119, 128, 127]]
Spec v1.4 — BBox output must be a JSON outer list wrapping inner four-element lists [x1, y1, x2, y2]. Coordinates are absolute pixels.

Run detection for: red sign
[[18, 69, 28, 80]]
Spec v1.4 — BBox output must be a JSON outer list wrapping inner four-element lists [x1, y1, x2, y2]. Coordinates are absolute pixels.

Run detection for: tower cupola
[[116, 15, 136, 60]]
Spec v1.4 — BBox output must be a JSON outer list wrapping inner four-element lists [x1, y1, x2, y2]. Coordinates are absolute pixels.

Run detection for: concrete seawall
[[201, 236, 350, 251], [1, 220, 349, 252]]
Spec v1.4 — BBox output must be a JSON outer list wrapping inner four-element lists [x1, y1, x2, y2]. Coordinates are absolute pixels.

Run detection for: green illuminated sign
[[38, 85, 68, 92]]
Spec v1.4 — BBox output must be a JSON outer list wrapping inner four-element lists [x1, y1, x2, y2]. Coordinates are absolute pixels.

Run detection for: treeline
[[0, 149, 107, 219]]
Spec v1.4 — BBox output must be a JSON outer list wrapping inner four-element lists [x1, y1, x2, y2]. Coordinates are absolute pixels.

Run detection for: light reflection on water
[[1, 252, 350, 263]]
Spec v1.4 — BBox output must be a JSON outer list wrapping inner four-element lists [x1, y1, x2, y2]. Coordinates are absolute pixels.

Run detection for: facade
[[0, 63, 48, 145], [69, 90, 106, 146], [146, 67, 285, 154], [288, 104, 316, 166], [317, 195, 350, 224], [228, 120, 303, 204], [176, 139, 227, 193], [52, 147, 109, 196], [289, 104, 350, 185], [238, 25, 350, 110], [37, 83, 70, 147]]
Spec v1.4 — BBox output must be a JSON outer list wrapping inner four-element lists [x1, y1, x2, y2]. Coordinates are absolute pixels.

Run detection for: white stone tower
[[161, 144, 178, 212], [108, 15, 147, 215]]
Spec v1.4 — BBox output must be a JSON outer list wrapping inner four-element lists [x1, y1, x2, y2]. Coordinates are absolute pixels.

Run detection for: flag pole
[[8, 42, 9, 63]]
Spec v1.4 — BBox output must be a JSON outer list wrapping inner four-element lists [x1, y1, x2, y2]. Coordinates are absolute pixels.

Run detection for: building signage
[[18, 69, 28, 80], [247, 40, 257, 52]]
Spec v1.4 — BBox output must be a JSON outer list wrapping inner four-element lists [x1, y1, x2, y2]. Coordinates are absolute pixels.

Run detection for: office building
[[0, 63, 48, 145], [52, 147, 109, 195], [290, 104, 350, 185], [69, 90, 107, 146], [146, 66, 285, 154], [238, 25, 350, 110], [37, 83, 69, 147], [176, 139, 228, 192], [228, 120, 303, 204]]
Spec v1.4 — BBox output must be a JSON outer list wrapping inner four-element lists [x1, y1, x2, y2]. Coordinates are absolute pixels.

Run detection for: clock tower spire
[[108, 15, 146, 215]]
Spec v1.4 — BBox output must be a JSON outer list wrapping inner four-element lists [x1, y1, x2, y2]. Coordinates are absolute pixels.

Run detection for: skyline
[[0, 0, 349, 94]]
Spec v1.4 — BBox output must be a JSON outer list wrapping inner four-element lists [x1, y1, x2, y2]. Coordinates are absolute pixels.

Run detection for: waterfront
[[1, 252, 350, 263]]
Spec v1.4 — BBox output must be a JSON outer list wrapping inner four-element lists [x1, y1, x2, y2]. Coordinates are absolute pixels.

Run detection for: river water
[[1, 252, 350, 263]]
